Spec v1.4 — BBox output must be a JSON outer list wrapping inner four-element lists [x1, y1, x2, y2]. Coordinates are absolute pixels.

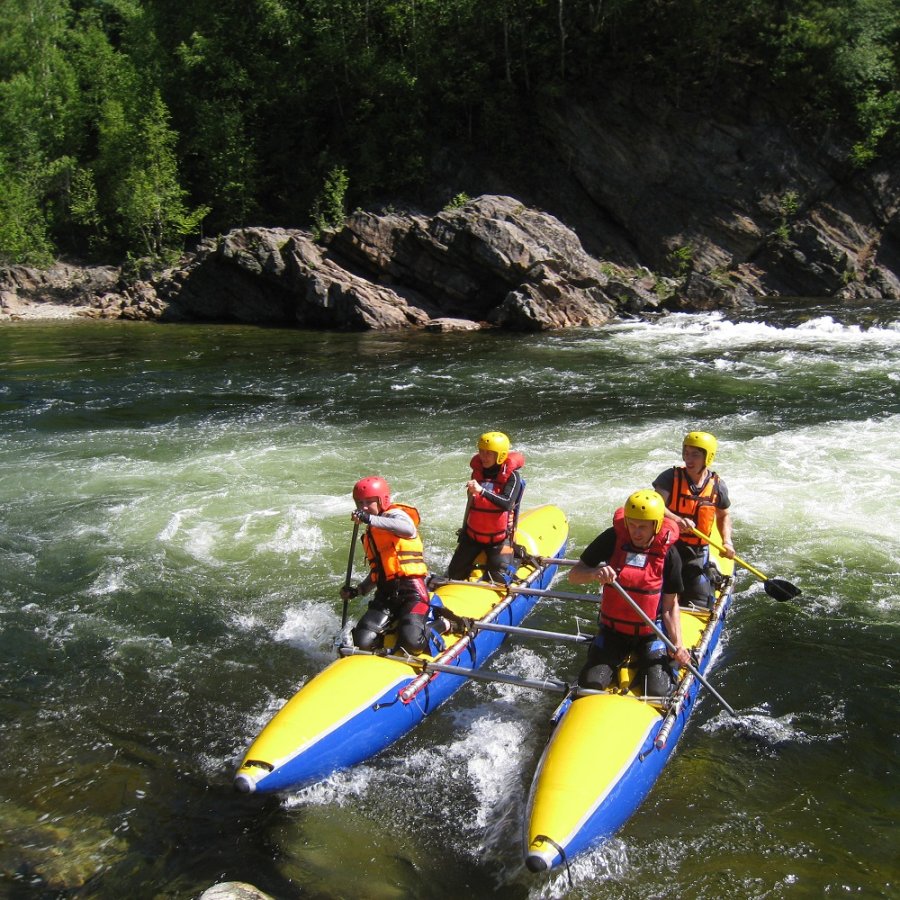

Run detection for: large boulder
[[159, 196, 667, 330]]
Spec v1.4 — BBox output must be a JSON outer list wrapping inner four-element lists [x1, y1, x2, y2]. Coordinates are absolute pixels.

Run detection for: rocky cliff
[[2, 92, 897, 327]]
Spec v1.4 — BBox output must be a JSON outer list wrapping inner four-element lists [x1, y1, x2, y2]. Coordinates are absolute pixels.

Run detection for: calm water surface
[[0, 304, 898, 899]]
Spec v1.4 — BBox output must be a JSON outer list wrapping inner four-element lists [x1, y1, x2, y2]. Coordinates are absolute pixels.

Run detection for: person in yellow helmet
[[446, 431, 525, 582], [652, 431, 734, 608], [567, 490, 691, 695]]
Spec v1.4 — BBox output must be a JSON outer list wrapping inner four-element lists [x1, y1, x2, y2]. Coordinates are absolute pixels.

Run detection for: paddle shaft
[[687, 525, 768, 581], [340, 520, 361, 630], [607, 580, 736, 716]]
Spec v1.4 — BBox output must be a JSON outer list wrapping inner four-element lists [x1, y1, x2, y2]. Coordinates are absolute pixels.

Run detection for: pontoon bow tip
[[233, 773, 256, 794]]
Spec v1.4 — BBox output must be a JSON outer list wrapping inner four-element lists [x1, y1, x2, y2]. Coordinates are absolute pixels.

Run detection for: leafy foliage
[[0, 0, 896, 264]]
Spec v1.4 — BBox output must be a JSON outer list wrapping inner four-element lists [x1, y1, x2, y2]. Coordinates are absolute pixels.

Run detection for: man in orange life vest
[[652, 430, 735, 608], [446, 431, 525, 582], [568, 490, 691, 696], [340, 475, 430, 654]]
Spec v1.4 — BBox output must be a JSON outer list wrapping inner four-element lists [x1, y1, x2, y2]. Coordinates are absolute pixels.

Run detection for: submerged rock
[[0, 802, 127, 891], [199, 882, 275, 900]]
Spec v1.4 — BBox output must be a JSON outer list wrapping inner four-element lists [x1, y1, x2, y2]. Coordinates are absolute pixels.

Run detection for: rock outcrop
[[0, 197, 695, 328]]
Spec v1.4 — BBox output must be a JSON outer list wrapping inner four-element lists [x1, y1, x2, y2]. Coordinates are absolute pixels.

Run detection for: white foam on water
[[273, 600, 340, 663], [158, 507, 199, 542], [701, 702, 844, 749], [608, 312, 900, 351], [86, 559, 128, 597], [527, 838, 631, 899], [447, 714, 530, 830], [257, 506, 324, 559], [282, 765, 374, 808]]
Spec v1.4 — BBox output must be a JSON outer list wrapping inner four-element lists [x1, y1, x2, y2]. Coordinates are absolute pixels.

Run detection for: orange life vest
[[362, 503, 427, 582], [464, 451, 525, 545], [666, 466, 721, 546], [600, 508, 679, 635]]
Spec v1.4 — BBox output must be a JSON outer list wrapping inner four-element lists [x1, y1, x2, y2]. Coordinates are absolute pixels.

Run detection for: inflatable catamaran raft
[[522, 529, 737, 872], [234, 504, 568, 794]]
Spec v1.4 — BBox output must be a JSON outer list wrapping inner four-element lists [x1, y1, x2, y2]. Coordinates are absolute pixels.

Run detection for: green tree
[[0, 152, 54, 265], [111, 91, 209, 258]]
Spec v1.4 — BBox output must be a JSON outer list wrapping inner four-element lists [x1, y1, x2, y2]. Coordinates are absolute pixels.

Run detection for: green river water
[[0, 304, 897, 899]]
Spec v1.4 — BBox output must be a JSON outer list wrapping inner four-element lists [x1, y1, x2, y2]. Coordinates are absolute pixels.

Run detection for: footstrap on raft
[[534, 834, 573, 888]]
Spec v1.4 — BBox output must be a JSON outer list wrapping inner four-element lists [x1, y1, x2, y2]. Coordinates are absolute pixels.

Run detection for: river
[[0, 303, 897, 899]]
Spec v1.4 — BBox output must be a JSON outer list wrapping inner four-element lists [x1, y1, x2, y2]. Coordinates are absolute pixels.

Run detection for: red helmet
[[352, 475, 391, 509]]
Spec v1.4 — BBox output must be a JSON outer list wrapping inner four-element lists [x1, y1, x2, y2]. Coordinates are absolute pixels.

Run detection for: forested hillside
[[1, 0, 898, 267]]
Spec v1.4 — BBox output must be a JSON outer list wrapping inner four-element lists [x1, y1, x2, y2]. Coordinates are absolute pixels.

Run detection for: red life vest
[[464, 452, 525, 545], [667, 466, 721, 545], [362, 503, 428, 582], [600, 508, 679, 635]]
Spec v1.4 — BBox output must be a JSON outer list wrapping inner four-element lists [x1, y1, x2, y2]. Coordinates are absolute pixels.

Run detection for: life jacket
[[362, 503, 428, 582], [600, 508, 679, 635], [464, 451, 525, 545], [666, 466, 721, 546]]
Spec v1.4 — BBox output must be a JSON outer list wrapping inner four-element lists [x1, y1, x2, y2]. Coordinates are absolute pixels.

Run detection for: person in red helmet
[[340, 475, 430, 654], [446, 431, 525, 582]]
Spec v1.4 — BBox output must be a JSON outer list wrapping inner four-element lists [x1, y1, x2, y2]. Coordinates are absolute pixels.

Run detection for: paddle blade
[[764, 578, 801, 601]]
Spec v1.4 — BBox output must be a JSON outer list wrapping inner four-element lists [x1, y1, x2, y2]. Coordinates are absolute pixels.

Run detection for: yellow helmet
[[623, 489, 666, 533], [683, 431, 717, 466], [477, 431, 510, 465]]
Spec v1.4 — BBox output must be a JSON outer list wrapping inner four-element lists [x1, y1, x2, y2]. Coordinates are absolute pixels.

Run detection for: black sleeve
[[662, 545, 684, 594], [481, 470, 522, 511], [579, 528, 616, 567], [715, 476, 731, 510], [652, 467, 675, 495]]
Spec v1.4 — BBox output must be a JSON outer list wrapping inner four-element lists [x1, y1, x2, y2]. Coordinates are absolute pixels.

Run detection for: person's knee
[[352, 608, 391, 650], [486, 546, 514, 580], [578, 663, 614, 690], [397, 615, 428, 654], [643, 662, 675, 696], [447, 542, 478, 580]]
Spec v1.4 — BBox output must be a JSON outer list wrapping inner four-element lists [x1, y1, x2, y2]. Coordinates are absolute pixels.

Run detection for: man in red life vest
[[340, 475, 430, 654], [568, 490, 691, 696], [446, 431, 525, 582], [652, 430, 735, 608]]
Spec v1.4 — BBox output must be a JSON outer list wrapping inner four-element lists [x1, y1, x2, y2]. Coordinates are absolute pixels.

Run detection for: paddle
[[687, 526, 801, 601], [340, 520, 361, 630]]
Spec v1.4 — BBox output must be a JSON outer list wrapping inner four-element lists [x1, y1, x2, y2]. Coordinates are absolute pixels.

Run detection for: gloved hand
[[351, 508, 371, 524], [340, 585, 359, 600]]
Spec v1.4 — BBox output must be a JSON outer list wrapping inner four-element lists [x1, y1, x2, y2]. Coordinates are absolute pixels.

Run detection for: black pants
[[578, 625, 675, 697], [352, 576, 430, 654], [677, 542, 716, 608], [447, 534, 513, 582]]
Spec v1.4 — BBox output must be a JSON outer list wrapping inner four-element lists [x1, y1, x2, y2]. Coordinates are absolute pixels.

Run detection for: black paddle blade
[[764, 578, 801, 601]]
